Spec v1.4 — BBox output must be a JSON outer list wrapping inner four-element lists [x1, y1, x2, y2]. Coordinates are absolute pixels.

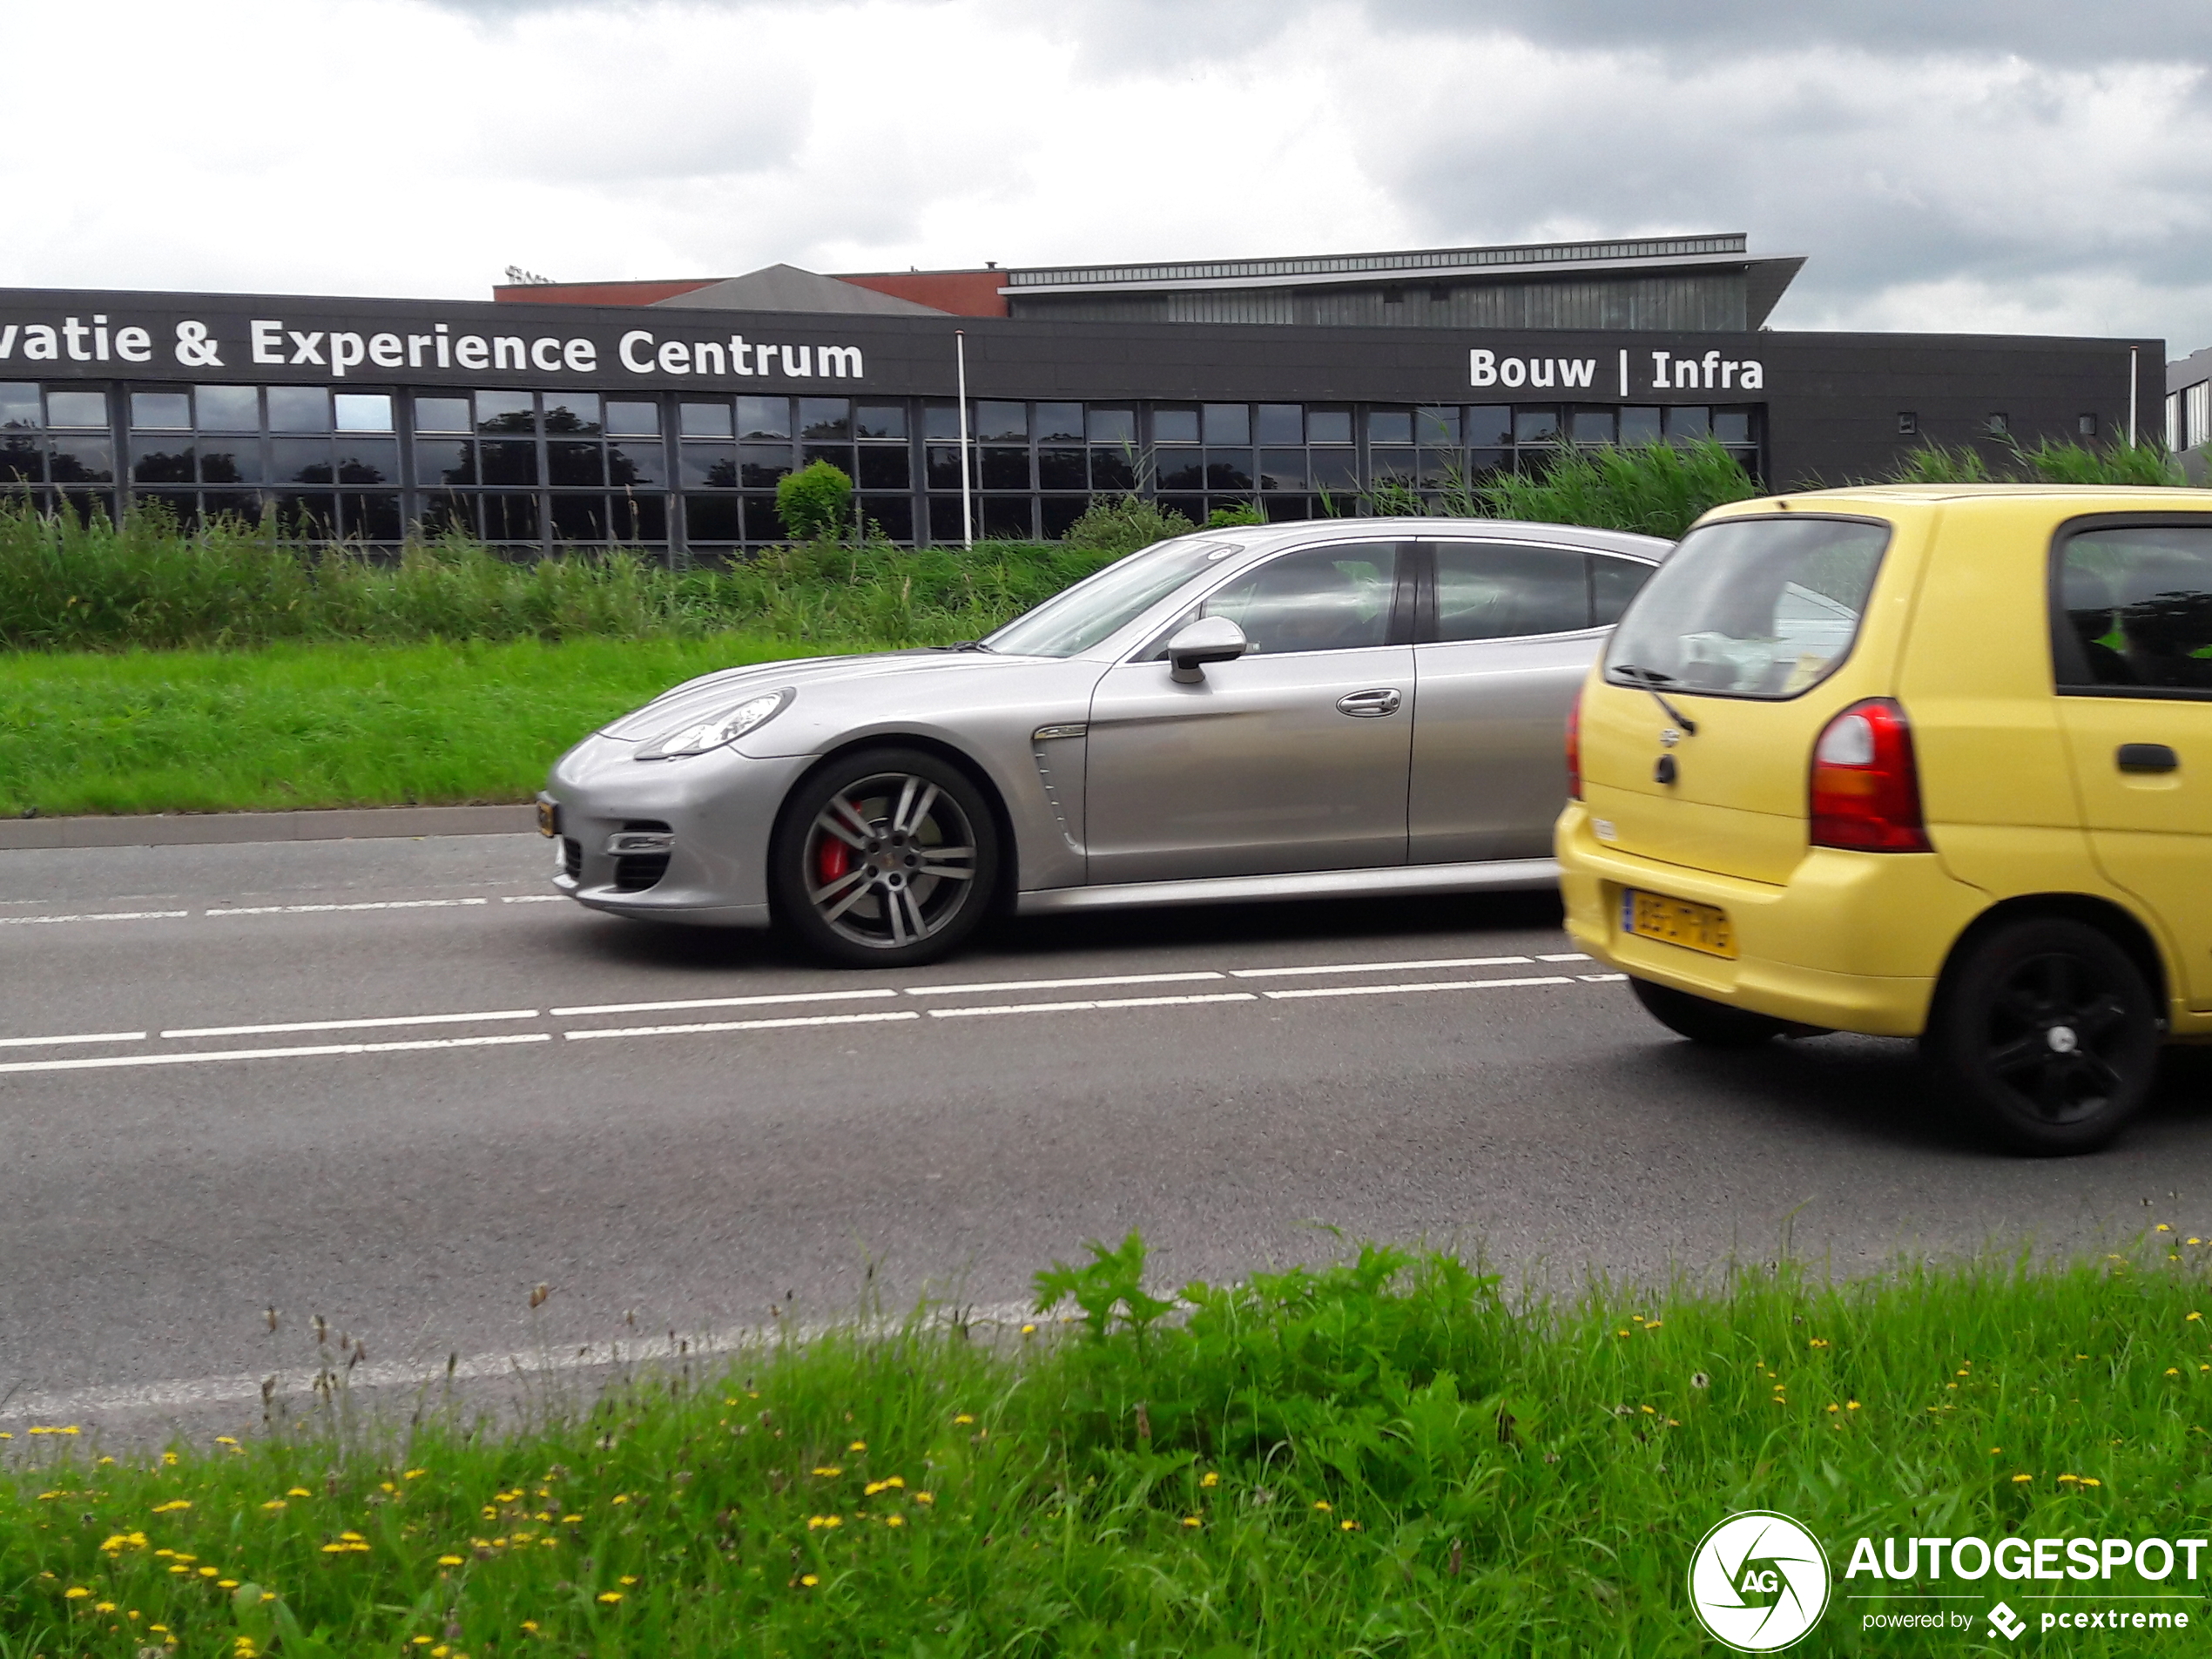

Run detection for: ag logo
[[1687, 1511, 1831, 1651]]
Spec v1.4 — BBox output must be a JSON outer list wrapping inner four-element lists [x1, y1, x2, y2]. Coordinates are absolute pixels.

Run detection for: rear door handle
[[2117, 743, 2180, 773], [1336, 688, 1402, 718]]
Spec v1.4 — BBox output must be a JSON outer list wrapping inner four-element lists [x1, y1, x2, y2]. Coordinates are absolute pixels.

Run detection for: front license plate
[[1622, 889, 1737, 959]]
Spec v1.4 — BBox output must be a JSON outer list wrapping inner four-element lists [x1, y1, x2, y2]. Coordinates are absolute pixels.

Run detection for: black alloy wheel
[[769, 746, 1000, 968], [1924, 916, 2161, 1156], [1629, 975, 1789, 1049]]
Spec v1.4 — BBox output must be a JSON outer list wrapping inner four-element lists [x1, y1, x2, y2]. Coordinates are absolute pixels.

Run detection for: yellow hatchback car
[[1557, 485, 2212, 1154]]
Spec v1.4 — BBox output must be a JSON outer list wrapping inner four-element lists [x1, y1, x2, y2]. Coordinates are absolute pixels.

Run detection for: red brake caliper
[[816, 809, 853, 886]]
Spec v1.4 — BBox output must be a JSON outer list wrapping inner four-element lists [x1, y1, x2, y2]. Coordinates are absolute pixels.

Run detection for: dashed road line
[[1230, 954, 1532, 979], [563, 1011, 920, 1041], [902, 970, 1224, 996], [203, 898, 492, 917], [1260, 975, 1575, 1001], [1538, 952, 1592, 962], [927, 992, 1258, 1020], [0, 1029, 146, 1049], [0, 1033, 550, 1076], [550, 989, 897, 1018], [160, 1008, 540, 1040], [0, 910, 189, 926]]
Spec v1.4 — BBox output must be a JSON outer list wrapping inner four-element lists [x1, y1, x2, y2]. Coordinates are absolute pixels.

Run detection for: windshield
[[1604, 516, 1890, 698], [985, 536, 1239, 658]]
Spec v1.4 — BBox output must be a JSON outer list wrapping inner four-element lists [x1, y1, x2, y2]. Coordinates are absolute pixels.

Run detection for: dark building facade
[[0, 251, 2161, 559]]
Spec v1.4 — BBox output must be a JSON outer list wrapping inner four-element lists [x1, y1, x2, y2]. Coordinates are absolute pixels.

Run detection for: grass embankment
[[5, 1236, 2211, 1656], [0, 637, 852, 818]]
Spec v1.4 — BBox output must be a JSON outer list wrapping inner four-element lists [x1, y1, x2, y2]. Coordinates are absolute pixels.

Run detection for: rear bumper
[[1555, 802, 1986, 1037]]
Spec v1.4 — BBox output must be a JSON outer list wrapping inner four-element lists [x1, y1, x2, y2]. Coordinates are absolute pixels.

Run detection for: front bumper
[[540, 734, 812, 928], [1554, 802, 1987, 1037]]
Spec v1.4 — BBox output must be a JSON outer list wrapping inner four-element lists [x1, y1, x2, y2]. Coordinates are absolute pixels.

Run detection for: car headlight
[[634, 688, 794, 760]]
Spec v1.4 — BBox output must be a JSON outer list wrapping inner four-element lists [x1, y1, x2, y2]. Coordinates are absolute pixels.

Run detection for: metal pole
[[955, 330, 973, 548], [2129, 346, 2140, 448]]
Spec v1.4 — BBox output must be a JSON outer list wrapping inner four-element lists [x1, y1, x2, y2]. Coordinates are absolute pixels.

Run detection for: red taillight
[[1809, 698, 1929, 852], [1565, 685, 1583, 800]]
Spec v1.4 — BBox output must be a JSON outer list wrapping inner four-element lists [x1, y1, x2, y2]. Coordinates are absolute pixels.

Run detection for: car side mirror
[[1166, 616, 1249, 684]]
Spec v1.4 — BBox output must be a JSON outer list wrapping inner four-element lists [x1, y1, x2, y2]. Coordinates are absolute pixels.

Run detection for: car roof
[[1193, 516, 1673, 561], [1713, 483, 2212, 510]]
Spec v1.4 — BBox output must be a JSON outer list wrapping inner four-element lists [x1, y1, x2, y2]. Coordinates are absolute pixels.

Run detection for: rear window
[[1604, 516, 1890, 698]]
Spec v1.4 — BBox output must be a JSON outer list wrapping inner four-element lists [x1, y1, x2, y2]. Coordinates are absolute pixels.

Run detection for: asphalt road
[[4, 833, 2210, 1434]]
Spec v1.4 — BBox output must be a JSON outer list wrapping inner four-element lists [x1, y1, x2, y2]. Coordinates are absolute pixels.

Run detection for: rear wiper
[[1612, 664, 1698, 735]]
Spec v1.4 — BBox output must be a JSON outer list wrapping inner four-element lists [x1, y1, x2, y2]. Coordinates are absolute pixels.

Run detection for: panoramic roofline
[[1001, 234, 1756, 290]]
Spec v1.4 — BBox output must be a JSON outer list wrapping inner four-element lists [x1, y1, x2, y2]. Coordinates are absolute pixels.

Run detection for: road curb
[[0, 804, 538, 851]]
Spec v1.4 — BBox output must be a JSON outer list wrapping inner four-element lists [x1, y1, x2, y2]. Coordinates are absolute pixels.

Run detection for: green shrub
[[1886, 438, 2183, 487], [1060, 493, 1197, 556], [1204, 502, 1264, 529], [1474, 438, 1761, 538], [774, 460, 854, 542]]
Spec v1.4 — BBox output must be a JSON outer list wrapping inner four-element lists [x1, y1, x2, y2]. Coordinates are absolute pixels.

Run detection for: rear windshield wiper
[[1611, 664, 1698, 735]]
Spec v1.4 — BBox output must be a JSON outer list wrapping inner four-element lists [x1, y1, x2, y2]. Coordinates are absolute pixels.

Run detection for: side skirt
[[1015, 859, 1560, 915]]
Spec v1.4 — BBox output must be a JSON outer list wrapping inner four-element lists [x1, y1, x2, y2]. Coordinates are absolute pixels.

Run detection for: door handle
[[1336, 688, 1402, 718], [2116, 743, 2180, 773]]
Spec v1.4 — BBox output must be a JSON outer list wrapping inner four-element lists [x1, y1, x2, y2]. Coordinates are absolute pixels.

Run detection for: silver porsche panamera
[[542, 517, 1669, 965]]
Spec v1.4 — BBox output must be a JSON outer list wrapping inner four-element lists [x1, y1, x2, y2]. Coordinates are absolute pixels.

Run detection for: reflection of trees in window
[[1, 435, 43, 483], [133, 446, 195, 484], [699, 455, 738, 489], [477, 410, 536, 435], [199, 450, 248, 484], [609, 447, 651, 489], [49, 445, 114, 484], [543, 407, 602, 435], [336, 455, 388, 485]]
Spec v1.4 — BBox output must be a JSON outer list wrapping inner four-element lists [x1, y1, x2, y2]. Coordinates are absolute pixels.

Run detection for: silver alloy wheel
[[801, 771, 979, 949]]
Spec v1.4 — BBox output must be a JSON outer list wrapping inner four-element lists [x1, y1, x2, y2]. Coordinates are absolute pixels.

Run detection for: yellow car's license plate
[[1622, 889, 1737, 959]]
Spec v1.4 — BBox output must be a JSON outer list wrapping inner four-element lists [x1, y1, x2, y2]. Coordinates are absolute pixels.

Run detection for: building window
[[1897, 412, 1918, 437], [2078, 413, 2099, 439]]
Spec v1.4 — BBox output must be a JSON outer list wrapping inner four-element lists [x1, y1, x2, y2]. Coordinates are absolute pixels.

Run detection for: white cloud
[[4, 0, 2211, 352]]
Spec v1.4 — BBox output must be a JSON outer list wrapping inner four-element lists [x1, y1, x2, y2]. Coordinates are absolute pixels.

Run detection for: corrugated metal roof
[[1005, 234, 1748, 289]]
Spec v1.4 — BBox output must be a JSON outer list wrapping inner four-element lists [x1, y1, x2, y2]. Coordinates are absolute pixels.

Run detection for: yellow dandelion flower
[[2082, 1477, 2103, 1487], [914, 1492, 935, 1505], [64, 1586, 91, 1600], [2157, 1224, 2172, 1232], [287, 1487, 312, 1498], [1313, 1501, 1332, 1512], [261, 1500, 287, 1513], [96, 1602, 116, 1613], [799, 1574, 819, 1588], [2168, 1367, 2182, 1377], [619, 1575, 637, 1587], [520, 1622, 538, 1635], [597, 1591, 623, 1605], [1201, 1472, 1219, 1487], [886, 1514, 905, 1527], [1181, 1516, 1203, 1528], [151, 1500, 192, 1514], [2013, 1474, 2033, 1483], [1021, 1324, 1037, 1336], [1847, 1400, 1860, 1410], [199, 1566, 220, 1578], [1340, 1520, 1360, 1531], [216, 1435, 239, 1445], [812, 1466, 843, 1479], [848, 1440, 867, 1452], [610, 1495, 629, 1506], [952, 1413, 974, 1426], [438, 1554, 463, 1567]]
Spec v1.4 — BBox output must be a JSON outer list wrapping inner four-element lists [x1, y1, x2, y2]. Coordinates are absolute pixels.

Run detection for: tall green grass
[[1885, 438, 2186, 487], [0, 503, 1115, 653], [5, 1233, 2209, 1656], [1368, 438, 1764, 540], [0, 637, 853, 816]]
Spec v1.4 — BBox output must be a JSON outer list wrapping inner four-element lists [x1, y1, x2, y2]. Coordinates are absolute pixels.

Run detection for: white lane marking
[[927, 992, 1257, 1020], [2, 1302, 1041, 1421], [0, 910, 190, 927], [1261, 975, 1575, 1001], [1230, 954, 1532, 980], [0, 1030, 147, 1049], [501, 894, 569, 904], [564, 1011, 920, 1041], [1539, 952, 1592, 962], [902, 970, 1224, 997], [0, 1033, 550, 1076], [204, 898, 491, 916], [1579, 972, 1628, 982], [552, 988, 896, 1018], [161, 1008, 539, 1040]]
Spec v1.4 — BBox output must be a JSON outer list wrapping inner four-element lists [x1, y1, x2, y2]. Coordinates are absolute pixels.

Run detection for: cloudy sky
[[8, 0, 2212, 349]]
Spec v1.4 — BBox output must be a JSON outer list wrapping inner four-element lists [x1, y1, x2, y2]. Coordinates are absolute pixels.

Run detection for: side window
[[1197, 543, 1399, 654], [1592, 553, 1655, 625], [1431, 542, 1591, 642], [2057, 526, 2212, 693]]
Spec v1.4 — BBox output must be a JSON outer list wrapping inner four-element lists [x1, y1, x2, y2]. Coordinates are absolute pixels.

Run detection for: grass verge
[[0, 636, 851, 817], [5, 1234, 2210, 1655]]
